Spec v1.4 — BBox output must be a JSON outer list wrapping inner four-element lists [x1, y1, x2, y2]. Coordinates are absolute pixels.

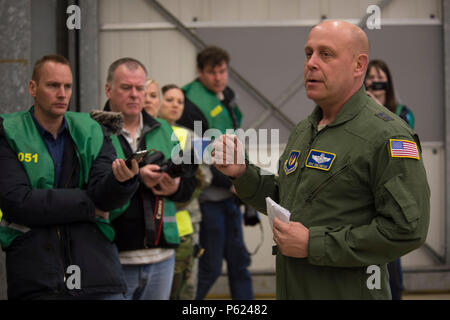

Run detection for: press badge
[[305, 149, 336, 171], [284, 150, 301, 175]]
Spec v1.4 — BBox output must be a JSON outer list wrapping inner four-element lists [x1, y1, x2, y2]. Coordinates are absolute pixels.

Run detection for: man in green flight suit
[[212, 20, 430, 299]]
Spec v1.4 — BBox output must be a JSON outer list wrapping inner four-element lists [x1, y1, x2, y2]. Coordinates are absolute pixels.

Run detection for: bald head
[[312, 20, 369, 57]]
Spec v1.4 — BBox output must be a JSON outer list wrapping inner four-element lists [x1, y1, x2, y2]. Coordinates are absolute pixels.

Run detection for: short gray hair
[[106, 57, 148, 84]]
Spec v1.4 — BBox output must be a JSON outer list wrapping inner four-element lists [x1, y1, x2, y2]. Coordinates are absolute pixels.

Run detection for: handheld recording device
[[125, 149, 151, 168], [144, 151, 191, 179]]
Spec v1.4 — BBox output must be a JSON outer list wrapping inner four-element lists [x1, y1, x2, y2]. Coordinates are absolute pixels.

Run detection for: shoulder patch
[[376, 112, 394, 121], [389, 139, 420, 160], [284, 150, 301, 175]]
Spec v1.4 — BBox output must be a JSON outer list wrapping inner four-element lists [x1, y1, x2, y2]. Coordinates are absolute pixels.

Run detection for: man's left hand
[[273, 217, 309, 258]]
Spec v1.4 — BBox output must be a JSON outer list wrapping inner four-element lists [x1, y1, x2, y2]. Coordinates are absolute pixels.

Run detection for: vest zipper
[[56, 227, 67, 283]]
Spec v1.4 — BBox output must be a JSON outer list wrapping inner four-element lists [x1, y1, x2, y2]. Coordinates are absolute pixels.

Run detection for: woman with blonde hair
[[159, 84, 211, 300], [144, 78, 161, 118]]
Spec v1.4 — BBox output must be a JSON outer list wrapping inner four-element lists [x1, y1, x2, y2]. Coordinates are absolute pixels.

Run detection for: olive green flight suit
[[233, 86, 430, 299]]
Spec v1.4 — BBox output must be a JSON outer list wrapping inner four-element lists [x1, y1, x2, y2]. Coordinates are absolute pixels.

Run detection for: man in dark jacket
[[0, 55, 139, 300], [104, 57, 196, 300]]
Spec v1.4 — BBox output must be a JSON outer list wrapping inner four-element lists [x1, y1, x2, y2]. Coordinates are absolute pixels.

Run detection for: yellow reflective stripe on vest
[[172, 126, 189, 151], [175, 210, 193, 237]]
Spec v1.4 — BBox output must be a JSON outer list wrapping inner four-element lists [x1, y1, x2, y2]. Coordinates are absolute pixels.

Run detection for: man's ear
[[196, 68, 203, 78], [28, 80, 37, 98], [355, 54, 369, 77], [105, 82, 112, 99]]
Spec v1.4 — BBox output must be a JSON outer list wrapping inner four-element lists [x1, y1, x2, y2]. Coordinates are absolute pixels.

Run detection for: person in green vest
[[212, 21, 430, 299], [0, 55, 140, 300], [177, 46, 253, 300], [365, 59, 415, 300], [157, 84, 212, 300], [103, 58, 197, 300]]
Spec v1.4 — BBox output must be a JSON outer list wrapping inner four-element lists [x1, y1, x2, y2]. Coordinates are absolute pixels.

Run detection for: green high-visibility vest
[[0, 109, 113, 248], [110, 117, 180, 245], [182, 80, 242, 133]]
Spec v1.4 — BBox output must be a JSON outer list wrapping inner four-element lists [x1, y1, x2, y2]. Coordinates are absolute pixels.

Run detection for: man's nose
[[57, 85, 66, 98], [130, 86, 138, 97], [305, 54, 318, 70]]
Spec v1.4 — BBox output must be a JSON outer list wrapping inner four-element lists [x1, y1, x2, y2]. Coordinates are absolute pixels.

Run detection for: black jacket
[[0, 114, 139, 300], [104, 104, 197, 252]]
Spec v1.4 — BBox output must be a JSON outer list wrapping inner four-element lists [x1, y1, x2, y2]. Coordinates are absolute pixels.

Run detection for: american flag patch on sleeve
[[389, 139, 420, 160]]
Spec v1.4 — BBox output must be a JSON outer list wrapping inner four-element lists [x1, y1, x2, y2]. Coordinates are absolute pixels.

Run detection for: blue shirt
[[31, 110, 68, 187]]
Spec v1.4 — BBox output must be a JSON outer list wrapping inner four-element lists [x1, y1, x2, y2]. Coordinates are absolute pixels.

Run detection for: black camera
[[143, 151, 191, 179]]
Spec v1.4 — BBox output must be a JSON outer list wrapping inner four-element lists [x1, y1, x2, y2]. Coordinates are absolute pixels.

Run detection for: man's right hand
[[112, 158, 139, 182], [213, 134, 247, 179], [95, 208, 110, 220]]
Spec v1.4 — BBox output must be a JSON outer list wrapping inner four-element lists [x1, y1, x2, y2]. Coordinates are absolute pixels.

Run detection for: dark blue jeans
[[388, 258, 403, 300], [196, 198, 254, 300]]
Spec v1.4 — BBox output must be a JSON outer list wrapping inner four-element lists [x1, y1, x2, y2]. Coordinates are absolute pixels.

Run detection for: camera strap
[[142, 190, 165, 247], [153, 197, 165, 246]]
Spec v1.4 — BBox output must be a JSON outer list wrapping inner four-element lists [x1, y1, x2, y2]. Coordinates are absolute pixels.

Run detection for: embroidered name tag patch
[[284, 150, 301, 175], [305, 149, 336, 171], [389, 139, 419, 160]]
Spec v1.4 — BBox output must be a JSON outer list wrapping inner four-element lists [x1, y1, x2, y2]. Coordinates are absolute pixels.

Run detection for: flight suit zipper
[[305, 164, 350, 202], [304, 125, 327, 164]]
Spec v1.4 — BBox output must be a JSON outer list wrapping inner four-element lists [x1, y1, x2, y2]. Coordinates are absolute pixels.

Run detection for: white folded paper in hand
[[266, 197, 291, 230]]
